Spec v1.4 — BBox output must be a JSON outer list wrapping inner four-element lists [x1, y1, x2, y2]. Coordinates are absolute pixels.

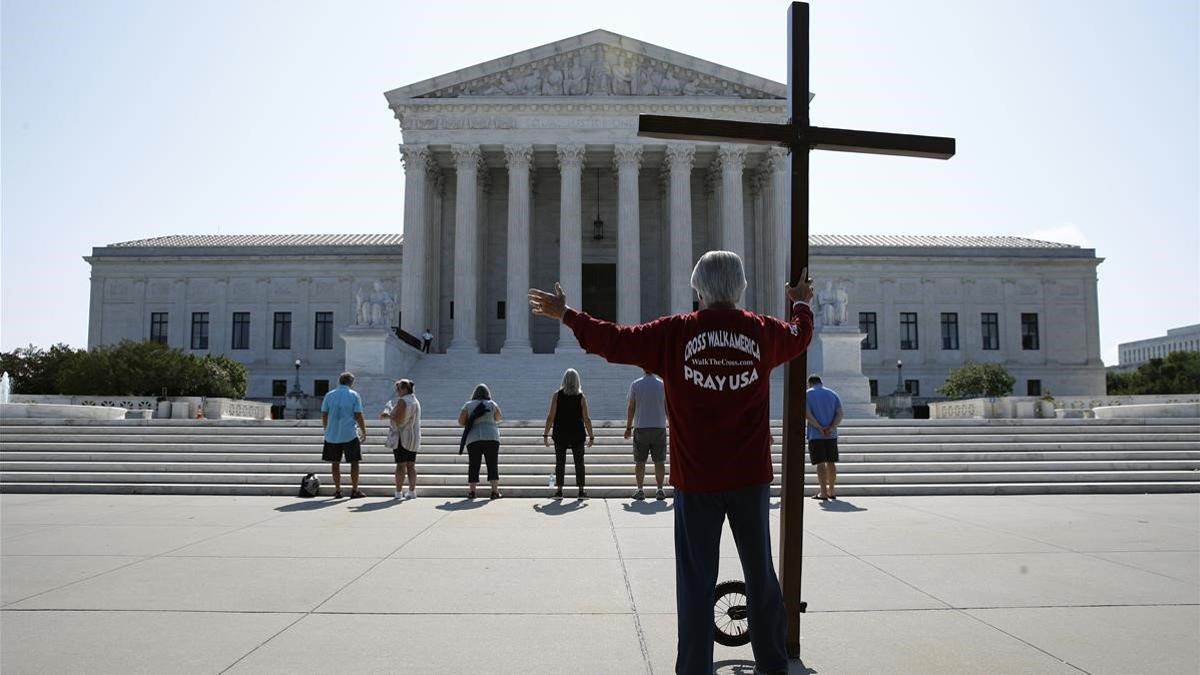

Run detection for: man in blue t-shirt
[[805, 375, 844, 500], [321, 371, 367, 498]]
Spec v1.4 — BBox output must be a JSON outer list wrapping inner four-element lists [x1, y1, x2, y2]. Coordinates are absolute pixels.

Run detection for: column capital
[[612, 143, 643, 170], [717, 143, 747, 172], [664, 143, 696, 173], [503, 143, 533, 171], [749, 171, 767, 195], [451, 144, 481, 169], [556, 143, 586, 170], [765, 146, 790, 173], [399, 144, 431, 173]]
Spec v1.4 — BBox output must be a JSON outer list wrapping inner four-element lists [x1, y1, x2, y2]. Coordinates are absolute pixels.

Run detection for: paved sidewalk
[[1, 493, 1197, 674]]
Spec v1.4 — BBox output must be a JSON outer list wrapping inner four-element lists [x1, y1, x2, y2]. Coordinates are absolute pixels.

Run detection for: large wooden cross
[[638, 1, 955, 658]]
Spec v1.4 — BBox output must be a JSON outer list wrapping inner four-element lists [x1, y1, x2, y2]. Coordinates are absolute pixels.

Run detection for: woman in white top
[[381, 379, 421, 499]]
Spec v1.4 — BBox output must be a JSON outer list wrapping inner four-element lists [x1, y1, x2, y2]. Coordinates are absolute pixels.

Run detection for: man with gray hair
[[321, 371, 367, 498], [530, 250, 814, 675]]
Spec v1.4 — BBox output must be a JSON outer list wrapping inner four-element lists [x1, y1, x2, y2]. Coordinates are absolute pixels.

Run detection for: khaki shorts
[[633, 428, 667, 464]]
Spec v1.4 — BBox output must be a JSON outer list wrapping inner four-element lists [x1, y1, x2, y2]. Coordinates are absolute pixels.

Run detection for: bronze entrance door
[[581, 263, 616, 323]]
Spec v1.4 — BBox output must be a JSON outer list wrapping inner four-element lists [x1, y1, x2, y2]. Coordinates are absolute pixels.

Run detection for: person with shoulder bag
[[459, 383, 503, 499]]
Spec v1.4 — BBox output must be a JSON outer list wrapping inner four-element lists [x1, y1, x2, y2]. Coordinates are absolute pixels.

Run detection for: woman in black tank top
[[542, 368, 594, 499]]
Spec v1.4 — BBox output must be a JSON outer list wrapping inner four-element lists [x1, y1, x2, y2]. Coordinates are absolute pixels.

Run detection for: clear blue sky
[[2, 0, 1197, 365]]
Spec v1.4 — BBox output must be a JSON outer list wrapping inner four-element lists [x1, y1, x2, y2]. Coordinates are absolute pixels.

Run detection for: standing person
[[530, 251, 814, 675], [626, 368, 668, 501], [381, 379, 421, 500], [321, 372, 367, 499], [805, 375, 844, 501], [543, 368, 595, 499], [421, 328, 433, 353], [459, 384, 503, 499]]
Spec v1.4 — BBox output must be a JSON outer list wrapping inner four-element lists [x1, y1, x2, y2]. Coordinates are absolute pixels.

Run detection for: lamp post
[[287, 358, 307, 419], [895, 359, 904, 394]]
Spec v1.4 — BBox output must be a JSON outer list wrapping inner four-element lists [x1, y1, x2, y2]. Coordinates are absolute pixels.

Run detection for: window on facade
[[1021, 313, 1040, 350], [313, 379, 330, 397], [981, 313, 1000, 350], [150, 312, 169, 345], [868, 379, 878, 398], [900, 312, 919, 350], [1027, 379, 1042, 396], [272, 379, 288, 397], [497, 301, 506, 320], [190, 312, 209, 350], [859, 312, 877, 350], [940, 312, 959, 350], [314, 312, 333, 350], [273, 312, 292, 350], [231, 312, 250, 350], [904, 379, 920, 396]]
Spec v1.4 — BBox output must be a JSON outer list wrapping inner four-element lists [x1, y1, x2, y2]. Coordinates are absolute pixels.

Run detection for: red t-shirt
[[563, 302, 814, 493]]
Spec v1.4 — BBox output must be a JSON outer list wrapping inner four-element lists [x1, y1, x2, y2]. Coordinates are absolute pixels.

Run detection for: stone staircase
[[1, 417, 1197, 497]]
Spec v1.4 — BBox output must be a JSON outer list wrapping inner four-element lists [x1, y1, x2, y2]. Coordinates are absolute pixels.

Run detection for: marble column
[[717, 143, 747, 260], [399, 144, 430, 337], [502, 143, 533, 353], [766, 147, 790, 318], [448, 144, 480, 352], [556, 144, 586, 352], [613, 144, 643, 325], [665, 144, 696, 315], [423, 169, 444, 352]]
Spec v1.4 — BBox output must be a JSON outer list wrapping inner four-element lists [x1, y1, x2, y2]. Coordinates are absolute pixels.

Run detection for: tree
[[50, 341, 249, 398], [1107, 351, 1200, 395], [0, 344, 83, 394], [937, 362, 1016, 399]]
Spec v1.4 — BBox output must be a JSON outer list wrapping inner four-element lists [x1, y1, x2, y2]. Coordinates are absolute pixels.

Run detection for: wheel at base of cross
[[713, 579, 751, 646]]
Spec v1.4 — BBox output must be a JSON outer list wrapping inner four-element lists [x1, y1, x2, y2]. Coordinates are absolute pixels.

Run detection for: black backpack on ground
[[298, 473, 320, 497]]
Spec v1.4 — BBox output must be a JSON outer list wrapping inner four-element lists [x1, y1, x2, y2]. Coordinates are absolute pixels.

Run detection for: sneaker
[[394, 489, 404, 500], [655, 488, 666, 501], [632, 489, 645, 501], [404, 489, 415, 499], [553, 488, 563, 499], [577, 489, 588, 499]]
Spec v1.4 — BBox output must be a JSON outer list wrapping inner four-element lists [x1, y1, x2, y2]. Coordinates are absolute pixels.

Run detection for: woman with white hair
[[542, 367, 594, 499], [530, 250, 814, 675], [458, 383, 503, 499]]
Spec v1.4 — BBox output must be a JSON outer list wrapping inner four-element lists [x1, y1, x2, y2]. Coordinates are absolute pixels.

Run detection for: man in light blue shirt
[[321, 372, 367, 498], [805, 375, 844, 500], [625, 369, 668, 501]]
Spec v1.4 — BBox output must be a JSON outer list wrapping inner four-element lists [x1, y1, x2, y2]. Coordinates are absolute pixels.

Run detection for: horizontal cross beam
[[637, 115, 790, 146], [809, 126, 955, 159], [637, 114, 956, 160]]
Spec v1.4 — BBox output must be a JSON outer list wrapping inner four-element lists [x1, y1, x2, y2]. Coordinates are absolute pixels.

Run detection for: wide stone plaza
[[1, 493, 1196, 674]]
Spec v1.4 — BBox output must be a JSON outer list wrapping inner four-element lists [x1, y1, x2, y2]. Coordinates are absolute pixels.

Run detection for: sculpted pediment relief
[[386, 30, 787, 103], [420, 45, 778, 99]]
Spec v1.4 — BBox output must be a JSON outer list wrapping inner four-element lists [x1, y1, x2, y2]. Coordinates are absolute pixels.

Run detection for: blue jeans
[[674, 483, 787, 674]]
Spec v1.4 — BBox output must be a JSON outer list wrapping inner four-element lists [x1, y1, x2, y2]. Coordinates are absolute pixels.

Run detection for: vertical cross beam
[[779, 1, 810, 658]]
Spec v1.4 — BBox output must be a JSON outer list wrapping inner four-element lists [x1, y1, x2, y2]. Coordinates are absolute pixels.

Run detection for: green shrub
[[937, 362, 1016, 399]]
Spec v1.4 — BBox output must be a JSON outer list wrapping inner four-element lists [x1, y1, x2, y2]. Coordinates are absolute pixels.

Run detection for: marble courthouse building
[[85, 31, 1106, 413]]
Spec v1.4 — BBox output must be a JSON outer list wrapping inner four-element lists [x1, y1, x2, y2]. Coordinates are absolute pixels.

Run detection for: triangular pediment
[[384, 29, 787, 102]]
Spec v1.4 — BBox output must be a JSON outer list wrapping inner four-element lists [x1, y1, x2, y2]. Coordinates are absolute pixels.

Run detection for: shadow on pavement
[[533, 500, 590, 516], [274, 499, 343, 512], [435, 499, 489, 512], [714, 658, 817, 674], [819, 499, 867, 513], [621, 500, 674, 515], [351, 498, 404, 512]]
